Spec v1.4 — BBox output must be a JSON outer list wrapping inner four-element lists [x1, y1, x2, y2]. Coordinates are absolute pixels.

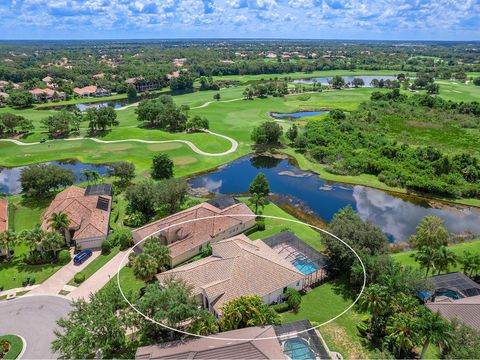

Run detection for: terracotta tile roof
[[29, 88, 65, 96], [135, 325, 285, 360], [40, 186, 111, 240], [73, 85, 98, 96], [0, 198, 8, 233], [157, 235, 304, 315], [132, 201, 255, 260], [427, 295, 480, 331]]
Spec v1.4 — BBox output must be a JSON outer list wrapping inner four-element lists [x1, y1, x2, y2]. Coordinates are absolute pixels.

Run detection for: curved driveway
[[0, 296, 71, 359]]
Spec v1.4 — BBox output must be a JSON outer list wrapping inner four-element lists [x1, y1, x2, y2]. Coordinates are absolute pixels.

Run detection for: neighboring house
[[136, 326, 285, 359], [427, 295, 480, 332], [166, 71, 180, 80], [125, 77, 161, 92], [0, 91, 9, 103], [40, 184, 112, 249], [431, 272, 480, 299], [73, 85, 110, 98], [42, 76, 57, 88], [157, 235, 304, 317], [0, 81, 21, 92], [29, 88, 66, 102], [132, 197, 256, 267], [136, 320, 331, 360], [0, 198, 8, 256]]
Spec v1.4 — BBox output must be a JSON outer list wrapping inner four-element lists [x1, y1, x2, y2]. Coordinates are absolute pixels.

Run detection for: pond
[[292, 75, 400, 86], [270, 110, 328, 119], [0, 160, 111, 195], [189, 155, 480, 242]]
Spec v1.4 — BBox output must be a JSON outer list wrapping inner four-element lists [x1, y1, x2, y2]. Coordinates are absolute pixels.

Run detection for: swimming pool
[[283, 337, 317, 360], [434, 289, 464, 300], [291, 255, 319, 275]]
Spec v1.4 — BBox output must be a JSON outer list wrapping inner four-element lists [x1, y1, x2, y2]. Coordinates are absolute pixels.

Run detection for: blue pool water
[[292, 255, 319, 275], [434, 289, 464, 300], [271, 111, 328, 119], [283, 338, 316, 360]]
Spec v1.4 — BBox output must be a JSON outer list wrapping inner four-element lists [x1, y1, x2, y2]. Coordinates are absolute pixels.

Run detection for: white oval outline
[[116, 214, 366, 341]]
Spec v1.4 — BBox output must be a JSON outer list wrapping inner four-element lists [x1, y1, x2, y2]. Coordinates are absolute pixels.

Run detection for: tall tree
[[151, 153, 174, 180], [132, 253, 158, 281], [48, 212, 71, 244], [417, 308, 453, 359], [409, 216, 449, 250], [249, 173, 270, 213]]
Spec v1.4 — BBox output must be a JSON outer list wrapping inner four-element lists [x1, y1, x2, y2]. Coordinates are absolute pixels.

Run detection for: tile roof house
[[427, 295, 480, 331], [29, 88, 65, 102], [157, 235, 304, 317], [73, 85, 110, 98], [132, 198, 256, 267], [0, 198, 8, 233], [136, 325, 285, 360], [40, 185, 112, 249]]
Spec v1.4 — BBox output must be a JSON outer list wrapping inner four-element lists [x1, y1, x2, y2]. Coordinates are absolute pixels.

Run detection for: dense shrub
[[57, 249, 71, 265], [284, 288, 302, 313], [101, 239, 113, 255], [74, 272, 86, 284], [271, 302, 290, 313], [256, 218, 266, 231]]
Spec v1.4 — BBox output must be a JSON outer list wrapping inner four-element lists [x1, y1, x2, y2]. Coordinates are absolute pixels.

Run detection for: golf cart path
[[116, 97, 243, 110], [0, 129, 238, 157]]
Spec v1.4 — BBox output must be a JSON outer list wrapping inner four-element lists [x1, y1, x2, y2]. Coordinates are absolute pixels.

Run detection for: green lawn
[[0, 334, 24, 360], [238, 197, 324, 251], [67, 247, 120, 286], [113, 266, 145, 298], [392, 239, 480, 272], [7, 195, 49, 232], [280, 282, 372, 359]]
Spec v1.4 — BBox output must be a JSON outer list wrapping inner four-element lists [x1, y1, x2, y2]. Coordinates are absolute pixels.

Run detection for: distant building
[[125, 77, 161, 92], [157, 235, 304, 317], [41, 185, 112, 249], [0, 92, 9, 103], [29, 88, 65, 102], [73, 85, 110, 98], [0, 81, 21, 92], [427, 295, 480, 332], [132, 197, 256, 267]]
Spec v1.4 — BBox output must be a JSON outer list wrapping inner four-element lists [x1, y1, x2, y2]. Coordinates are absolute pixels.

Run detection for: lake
[[292, 75, 399, 86], [270, 110, 329, 119], [189, 155, 480, 242], [0, 160, 111, 195]]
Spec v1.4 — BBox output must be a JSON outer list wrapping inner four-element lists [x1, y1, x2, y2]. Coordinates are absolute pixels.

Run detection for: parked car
[[73, 249, 93, 265], [39, 138, 46, 143]]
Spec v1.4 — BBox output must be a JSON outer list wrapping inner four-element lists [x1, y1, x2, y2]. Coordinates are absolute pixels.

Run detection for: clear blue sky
[[0, 0, 479, 40]]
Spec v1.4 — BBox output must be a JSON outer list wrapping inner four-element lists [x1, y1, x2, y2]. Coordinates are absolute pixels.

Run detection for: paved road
[[0, 296, 71, 359], [69, 249, 129, 300], [29, 250, 101, 296]]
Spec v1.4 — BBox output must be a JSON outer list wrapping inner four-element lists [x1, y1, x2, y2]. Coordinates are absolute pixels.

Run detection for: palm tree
[[418, 308, 453, 359], [458, 251, 480, 278], [433, 246, 457, 274], [413, 246, 437, 277], [156, 245, 172, 272], [43, 231, 65, 258], [48, 212, 71, 244], [385, 313, 421, 358], [358, 284, 390, 317], [0, 230, 17, 258], [132, 253, 158, 281], [20, 225, 46, 255]]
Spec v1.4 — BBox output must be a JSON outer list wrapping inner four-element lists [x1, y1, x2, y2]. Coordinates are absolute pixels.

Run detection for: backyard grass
[[0, 241, 62, 291], [0, 334, 24, 360], [238, 197, 324, 251], [392, 238, 480, 272], [113, 266, 145, 298], [7, 195, 49, 232], [280, 281, 372, 359], [67, 247, 120, 286]]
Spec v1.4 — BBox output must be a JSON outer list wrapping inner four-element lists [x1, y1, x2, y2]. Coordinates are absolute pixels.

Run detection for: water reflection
[[0, 161, 111, 195], [189, 155, 480, 242]]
